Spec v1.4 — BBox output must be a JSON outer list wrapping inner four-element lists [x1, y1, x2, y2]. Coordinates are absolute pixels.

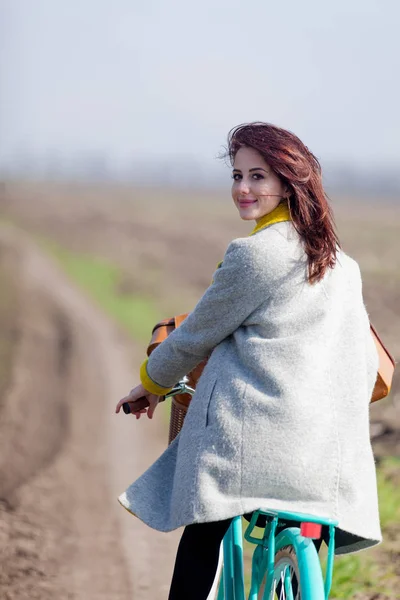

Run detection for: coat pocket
[[205, 378, 218, 427]]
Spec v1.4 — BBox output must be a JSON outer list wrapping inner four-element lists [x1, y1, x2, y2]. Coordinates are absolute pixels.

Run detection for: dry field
[[0, 181, 399, 598]]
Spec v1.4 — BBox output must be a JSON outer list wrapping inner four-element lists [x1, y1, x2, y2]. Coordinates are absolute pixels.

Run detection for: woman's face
[[231, 146, 287, 222]]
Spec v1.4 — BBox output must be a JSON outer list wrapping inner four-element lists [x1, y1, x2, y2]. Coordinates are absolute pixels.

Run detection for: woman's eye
[[231, 173, 264, 181]]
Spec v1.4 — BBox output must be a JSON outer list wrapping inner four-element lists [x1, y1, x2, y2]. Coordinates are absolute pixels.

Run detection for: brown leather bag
[[148, 314, 395, 404], [370, 323, 396, 402]]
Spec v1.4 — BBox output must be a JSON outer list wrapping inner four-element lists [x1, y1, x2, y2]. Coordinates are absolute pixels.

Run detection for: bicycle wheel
[[256, 545, 299, 600], [256, 527, 325, 600], [271, 546, 300, 599]]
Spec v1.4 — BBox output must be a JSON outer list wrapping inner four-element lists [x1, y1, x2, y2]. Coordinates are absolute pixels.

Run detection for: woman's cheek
[[256, 183, 269, 196], [231, 184, 239, 202]]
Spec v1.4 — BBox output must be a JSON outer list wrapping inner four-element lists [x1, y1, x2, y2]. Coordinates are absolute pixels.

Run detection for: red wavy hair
[[226, 122, 340, 284]]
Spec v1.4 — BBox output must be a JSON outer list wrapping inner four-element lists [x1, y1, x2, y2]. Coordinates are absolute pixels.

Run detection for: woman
[[116, 122, 381, 599]]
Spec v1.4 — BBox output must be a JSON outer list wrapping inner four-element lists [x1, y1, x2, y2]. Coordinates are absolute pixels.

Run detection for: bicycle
[[123, 377, 338, 599], [214, 509, 337, 599]]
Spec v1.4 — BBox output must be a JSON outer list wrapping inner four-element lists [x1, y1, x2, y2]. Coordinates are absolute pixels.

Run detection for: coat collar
[[250, 201, 291, 236]]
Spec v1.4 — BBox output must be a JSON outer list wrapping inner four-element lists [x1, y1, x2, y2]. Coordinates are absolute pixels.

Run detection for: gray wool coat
[[119, 221, 381, 555]]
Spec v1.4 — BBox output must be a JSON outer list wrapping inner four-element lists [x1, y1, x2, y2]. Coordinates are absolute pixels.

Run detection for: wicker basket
[[168, 394, 191, 444]]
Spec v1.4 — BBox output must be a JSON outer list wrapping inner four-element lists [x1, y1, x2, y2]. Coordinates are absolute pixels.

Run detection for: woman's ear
[[284, 183, 293, 199]]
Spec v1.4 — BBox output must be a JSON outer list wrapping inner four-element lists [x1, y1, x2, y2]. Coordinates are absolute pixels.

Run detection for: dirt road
[[0, 224, 180, 599]]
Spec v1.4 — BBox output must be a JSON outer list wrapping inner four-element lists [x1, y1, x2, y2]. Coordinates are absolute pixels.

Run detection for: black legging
[[168, 518, 232, 599], [168, 517, 325, 600]]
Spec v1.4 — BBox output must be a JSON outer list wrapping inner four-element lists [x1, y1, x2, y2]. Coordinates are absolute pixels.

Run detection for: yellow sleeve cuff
[[139, 358, 173, 395]]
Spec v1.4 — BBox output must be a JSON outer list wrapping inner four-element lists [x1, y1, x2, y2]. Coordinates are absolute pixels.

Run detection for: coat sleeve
[[141, 236, 278, 393]]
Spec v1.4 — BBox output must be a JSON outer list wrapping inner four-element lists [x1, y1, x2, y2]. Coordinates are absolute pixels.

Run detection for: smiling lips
[[239, 199, 257, 206]]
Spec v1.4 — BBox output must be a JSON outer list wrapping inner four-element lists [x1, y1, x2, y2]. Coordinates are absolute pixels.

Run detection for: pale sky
[[1, 0, 399, 174]]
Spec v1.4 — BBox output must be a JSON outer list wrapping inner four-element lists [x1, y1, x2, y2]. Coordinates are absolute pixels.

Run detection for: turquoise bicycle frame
[[216, 509, 338, 600]]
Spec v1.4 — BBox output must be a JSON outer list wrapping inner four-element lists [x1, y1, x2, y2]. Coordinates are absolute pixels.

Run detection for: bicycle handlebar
[[122, 397, 149, 414], [122, 378, 196, 414]]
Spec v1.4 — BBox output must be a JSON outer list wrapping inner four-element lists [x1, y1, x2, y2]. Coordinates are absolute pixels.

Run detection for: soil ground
[[0, 181, 399, 598]]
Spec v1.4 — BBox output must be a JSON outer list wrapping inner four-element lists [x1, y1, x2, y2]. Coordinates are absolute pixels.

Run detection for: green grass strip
[[0, 265, 19, 403], [39, 238, 161, 343]]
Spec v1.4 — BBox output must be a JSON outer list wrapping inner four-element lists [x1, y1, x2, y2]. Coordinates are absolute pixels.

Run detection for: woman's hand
[[115, 383, 161, 420]]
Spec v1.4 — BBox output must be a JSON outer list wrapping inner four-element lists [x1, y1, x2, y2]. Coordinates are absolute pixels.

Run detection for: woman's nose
[[238, 179, 250, 194]]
